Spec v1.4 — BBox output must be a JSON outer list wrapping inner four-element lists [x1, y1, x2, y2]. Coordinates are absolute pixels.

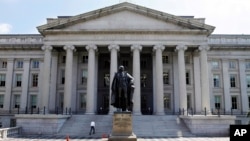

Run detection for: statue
[[111, 65, 134, 111]]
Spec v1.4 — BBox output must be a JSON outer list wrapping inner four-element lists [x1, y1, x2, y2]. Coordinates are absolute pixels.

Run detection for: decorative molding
[[85, 44, 98, 51], [41, 45, 53, 51], [199, 45, 210, 51], [153, 44, 165, 51], [176, 44, 187, 51], [131, 44, 142, 52], [63, 45, 75, 51], [108, 44, 120, 51]]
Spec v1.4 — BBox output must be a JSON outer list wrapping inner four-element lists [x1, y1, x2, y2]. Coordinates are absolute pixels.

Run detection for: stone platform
[[109, 112, 137, 141]]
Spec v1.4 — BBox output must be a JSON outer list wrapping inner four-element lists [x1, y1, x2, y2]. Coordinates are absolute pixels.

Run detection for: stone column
[[199, 45, 211, 114], [222, 59, 230, 112], [193, 54, 202, 113], [63, 45, 75, 112], [20, 58, 31, 110], [108, 44, 120, 114], [4, 59, 14, 111], [176, 45, 187, 114], [41, 45, 53, 112], [86, 44, 98, 114], [131, 44, 142, 115], [239, 59, 248, 112], [153, 44, 165, 115]]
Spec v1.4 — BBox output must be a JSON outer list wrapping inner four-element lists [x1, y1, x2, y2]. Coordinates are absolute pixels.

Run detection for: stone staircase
[[57, 115, 194, 138]]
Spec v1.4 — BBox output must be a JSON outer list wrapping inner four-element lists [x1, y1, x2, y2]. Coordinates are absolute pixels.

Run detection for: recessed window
[[163, 72, 169, 85], [1, 61, 7, 69], [16, 74, 22, 87], [245, 60, 250, 69], [212, 61, 219, 69], [81, 69, 87, 85], [0, 95, 4, 108], [30, 95, 37, 109], [185, 56, 190, 64], [82, 55, 88, 63], [231, 96, 238, 110], [186, 71, 190, 85], [61, 69, 65, 84], [32, 74, 38, 87], [0, 74, 6, 87], [32, 60, 39, 68], [16, 60, 23, 68], [162, 55, 169, 64], [246, 75, 250, 88], [230, 74, 237, 88], [62, 56, 66, 64], [213, 74, 220, 88], [214, 95, 221, 109], [14, 95, 20, 108], [229, 60, 237, 69]]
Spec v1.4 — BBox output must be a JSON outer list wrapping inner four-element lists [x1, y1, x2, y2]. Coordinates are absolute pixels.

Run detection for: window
[[214, 95, 221, 109], [59, 93, 64, 109], [186, 71, 190, 85], [16, 60, 23, 68], [164, 94, 171, 110], [82, 55, 88, 63], [230, 74, 237, 88], [104, 60, 110, 69], [248, 96, 250, 110], [141, 74, 147, 87], [32, 74, 38, 87], [1, 61, 7, 68], [0, 74, 6, 87], [162, 55, 169, 64], [81, 69, 87, 85], [163, 72, 169, 85], [246, 60, 250, 69], [247, 75, 250, 88], [229, 60, 236, 69], [61, 69, 65, 84], [30, 95, 37, 108], [16, 74, 22, 87], [79, 93, 86, 109], [212, 61, 219, 69], [213, 74, 220, 88], [0, 95, 4, 108], [32, 60, 39, 68], [62, 56, 66, 64], [140, 60, 146, 68], [185, 55, 190, 64], [231, 96, 238, 109], [14, 95, 20, 108], [104, 73, 110, 87]]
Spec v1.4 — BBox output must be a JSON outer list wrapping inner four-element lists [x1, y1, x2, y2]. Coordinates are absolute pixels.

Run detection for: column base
[[85, 112, 95, 115]]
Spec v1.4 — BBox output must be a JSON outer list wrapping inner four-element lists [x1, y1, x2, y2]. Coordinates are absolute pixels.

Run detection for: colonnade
[[41, 44, 211, 115]]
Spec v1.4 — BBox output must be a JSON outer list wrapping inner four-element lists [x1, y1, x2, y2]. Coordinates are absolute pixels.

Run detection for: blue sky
[[0, 0, 250, 34]]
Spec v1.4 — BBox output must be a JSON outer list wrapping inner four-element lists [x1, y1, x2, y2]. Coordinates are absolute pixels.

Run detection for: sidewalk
[[3, 135, 230, 141]]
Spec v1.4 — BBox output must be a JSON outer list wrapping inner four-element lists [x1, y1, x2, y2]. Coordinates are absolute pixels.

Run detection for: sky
[[0, 0, 250, 35]]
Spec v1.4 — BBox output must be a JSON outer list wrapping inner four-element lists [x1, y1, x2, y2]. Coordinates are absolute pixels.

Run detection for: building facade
[[0, 3, 250, 122]]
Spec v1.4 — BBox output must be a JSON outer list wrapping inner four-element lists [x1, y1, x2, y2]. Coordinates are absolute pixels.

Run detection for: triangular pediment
[[37, 2, 215, 35]]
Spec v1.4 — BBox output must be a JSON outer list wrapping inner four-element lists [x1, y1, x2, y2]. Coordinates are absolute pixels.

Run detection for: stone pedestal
[[109, 112, 137, 141]]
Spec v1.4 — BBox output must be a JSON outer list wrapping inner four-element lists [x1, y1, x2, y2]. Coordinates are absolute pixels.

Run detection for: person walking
[[89, 121, 95, 135]]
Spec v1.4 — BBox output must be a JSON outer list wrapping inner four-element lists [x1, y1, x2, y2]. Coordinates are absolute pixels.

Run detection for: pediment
[[37, 2, 215, 35]]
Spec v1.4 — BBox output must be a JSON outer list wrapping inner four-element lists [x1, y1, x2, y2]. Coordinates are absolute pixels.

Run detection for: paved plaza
[[2, 135, 229, 141]]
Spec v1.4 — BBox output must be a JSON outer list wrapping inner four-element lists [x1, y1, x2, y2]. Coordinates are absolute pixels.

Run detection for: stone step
[[57, 115, 195, 138]]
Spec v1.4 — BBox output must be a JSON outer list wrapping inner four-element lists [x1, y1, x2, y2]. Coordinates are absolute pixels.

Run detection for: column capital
[[108, 44, 120, 51], [131, 44, 142, 52], [63, 45, 75, 51], [41, 45, 53, 51], [176, 44, 187, 51], [86, 44, 98, 51], [199, 45, 210, 51], [153, 44, 165, 51]]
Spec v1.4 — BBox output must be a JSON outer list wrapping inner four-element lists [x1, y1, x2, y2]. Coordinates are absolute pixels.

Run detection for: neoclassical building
[[0, 2, 250, 121]]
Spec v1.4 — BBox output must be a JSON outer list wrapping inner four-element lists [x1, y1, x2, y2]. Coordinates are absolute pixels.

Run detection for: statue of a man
[[111, 65, 134, 111]]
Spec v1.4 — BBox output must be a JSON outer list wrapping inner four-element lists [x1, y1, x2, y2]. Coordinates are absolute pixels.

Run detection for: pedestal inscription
[[109, 112, 137, 141]]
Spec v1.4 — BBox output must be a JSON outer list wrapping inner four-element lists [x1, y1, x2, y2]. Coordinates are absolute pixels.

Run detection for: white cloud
[[0, 23, 12, 34]]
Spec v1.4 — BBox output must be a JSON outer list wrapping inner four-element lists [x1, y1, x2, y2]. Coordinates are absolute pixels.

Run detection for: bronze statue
[[111, 65, 134, 111]]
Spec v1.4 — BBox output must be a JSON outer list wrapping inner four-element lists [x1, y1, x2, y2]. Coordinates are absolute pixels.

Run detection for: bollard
[[204, 107, 207, 116], [43, 106, 46, 115]]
